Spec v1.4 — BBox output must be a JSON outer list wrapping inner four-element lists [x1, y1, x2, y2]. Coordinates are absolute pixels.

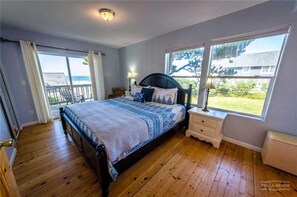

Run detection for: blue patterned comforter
[[64, 97, 185, 180]]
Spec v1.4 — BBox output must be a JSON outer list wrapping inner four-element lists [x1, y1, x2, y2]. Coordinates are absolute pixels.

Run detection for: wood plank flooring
[[13, 120, 297, 197]]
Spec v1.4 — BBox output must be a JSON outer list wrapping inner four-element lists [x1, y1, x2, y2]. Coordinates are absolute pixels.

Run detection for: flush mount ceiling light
[[99, 8, 115, 21]]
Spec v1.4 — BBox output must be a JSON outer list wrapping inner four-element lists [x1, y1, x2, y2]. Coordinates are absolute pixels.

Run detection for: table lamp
[[202, 77, 215, 112], [127, 72, 137, 91]]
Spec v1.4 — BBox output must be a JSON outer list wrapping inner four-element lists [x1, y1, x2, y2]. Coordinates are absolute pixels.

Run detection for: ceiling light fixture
[[99, 8, 115, 21]]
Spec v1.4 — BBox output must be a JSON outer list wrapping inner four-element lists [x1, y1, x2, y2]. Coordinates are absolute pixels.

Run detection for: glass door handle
[[0, 139, 15, 149]]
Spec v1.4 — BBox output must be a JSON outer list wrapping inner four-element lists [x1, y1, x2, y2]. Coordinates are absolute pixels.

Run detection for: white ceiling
[[0, 0, 267, 48]]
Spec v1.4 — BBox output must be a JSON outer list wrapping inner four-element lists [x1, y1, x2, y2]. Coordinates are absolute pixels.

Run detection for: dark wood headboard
[[139, 73, 192, 110]]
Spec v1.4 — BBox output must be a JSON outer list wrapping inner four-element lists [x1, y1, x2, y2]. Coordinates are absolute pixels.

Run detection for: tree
[[82, 58, 89, 65], [169, 40, 253, 77], [230, 80, 256, 97], [211, 80, 257, 98], [212, 40, 252, 60], [210, 40, 253, 77], [169, 41, 254, 100], [169, 48, 204, 76], [210, 65, 237, 77], [210, 82, 231, 97], [174, 78, 199, 103], [169, 48, 203, 103]]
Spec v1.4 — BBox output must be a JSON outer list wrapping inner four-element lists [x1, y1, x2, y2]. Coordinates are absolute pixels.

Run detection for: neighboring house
[[212, 51, 280, 77], [42, 72, 68, 86], [212, 51, 280, 89]]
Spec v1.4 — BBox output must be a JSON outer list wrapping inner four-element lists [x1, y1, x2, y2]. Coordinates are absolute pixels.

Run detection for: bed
[[59, 73, 192, 196]]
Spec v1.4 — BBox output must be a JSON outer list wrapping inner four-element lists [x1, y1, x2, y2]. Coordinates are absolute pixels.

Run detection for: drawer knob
[[200, 129, 204, 132], [202, 120, 205, 123]]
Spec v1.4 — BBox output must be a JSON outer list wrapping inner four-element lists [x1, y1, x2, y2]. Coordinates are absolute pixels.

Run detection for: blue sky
[[38, 54, 90, 77], [244, 34, 285, 54]]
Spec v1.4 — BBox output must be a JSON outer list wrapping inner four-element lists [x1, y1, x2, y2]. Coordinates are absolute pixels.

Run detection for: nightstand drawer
[[186, 107, 227, 148], [192, 123, 214, 137], [191, 115, 216, 129]]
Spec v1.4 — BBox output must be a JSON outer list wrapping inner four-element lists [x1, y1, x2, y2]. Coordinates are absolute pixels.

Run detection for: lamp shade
[[127, 71, 137, 78], [131, 72, 137, 78], [204, 78, 215, 89]]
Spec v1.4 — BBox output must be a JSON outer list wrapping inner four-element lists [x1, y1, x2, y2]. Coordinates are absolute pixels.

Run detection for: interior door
[[0, 146, 20, 197]]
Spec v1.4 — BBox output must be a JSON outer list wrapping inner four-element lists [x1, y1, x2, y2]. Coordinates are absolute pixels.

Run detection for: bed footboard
[[59, 108, 111, 196]]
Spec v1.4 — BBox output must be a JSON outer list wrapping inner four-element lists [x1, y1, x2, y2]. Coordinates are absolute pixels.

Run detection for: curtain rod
[[0, 37, 106, 56]]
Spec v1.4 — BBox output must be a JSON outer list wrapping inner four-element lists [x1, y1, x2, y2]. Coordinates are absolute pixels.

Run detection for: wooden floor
[[13, 120, 297, 197]]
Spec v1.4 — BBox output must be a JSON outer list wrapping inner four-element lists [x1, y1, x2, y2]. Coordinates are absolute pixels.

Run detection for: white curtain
[[88, 51, 105, 100], [20, 40, 52, 123]]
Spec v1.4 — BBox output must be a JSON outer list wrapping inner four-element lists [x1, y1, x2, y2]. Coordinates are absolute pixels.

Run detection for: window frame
[[165, 44, 205, 106], [165, 44, 205, 76], [163, 26, 290, 120], [207, 28, 289, 119]]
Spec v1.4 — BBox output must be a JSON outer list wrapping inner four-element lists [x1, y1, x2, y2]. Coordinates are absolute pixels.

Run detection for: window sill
[[208, 107, 266, 121]]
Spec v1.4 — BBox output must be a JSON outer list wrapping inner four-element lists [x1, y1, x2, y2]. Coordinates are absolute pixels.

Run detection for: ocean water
[[66, 76, 91, 81], [65, 76, 91, 84]]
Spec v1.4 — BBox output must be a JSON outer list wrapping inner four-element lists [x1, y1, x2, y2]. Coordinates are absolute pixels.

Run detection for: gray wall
[[0, 25, 120, 125], [119, 1, 297, 149]]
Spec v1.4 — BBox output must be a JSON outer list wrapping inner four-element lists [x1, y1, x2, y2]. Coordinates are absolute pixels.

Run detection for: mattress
[[64, 97, 185, 179]]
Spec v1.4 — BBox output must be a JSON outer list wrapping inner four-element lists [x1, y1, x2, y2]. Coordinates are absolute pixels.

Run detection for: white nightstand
[[186, 107, 227, 148]]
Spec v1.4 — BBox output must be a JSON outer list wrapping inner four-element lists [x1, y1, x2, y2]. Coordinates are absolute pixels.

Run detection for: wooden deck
[[13, 120, 297, 197]]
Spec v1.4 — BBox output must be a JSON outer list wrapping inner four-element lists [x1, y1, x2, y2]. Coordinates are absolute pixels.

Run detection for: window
[[261, 66, 275, 74], [208, 32, 288, 117], [242, 67, 250, 73], [165, 46, 204, 105], [38, 54, 92, 118]]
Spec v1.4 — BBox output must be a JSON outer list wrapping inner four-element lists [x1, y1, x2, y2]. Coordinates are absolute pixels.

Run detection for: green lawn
[[208, 96, 265, 116]]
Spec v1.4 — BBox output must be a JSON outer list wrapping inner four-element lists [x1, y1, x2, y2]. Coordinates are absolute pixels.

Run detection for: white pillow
[[152, 87, 178, 105]]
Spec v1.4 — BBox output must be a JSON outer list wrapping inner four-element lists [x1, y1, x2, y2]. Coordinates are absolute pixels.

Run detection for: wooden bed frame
[[59, 73, 192, 196]]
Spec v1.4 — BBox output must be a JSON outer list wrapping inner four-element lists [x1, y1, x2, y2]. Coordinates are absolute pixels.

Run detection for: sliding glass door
[[38, 54, 92, 118], [68, 57, 93, 102]]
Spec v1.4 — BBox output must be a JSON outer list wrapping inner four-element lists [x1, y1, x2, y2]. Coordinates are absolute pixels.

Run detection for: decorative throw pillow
[[131, 85, 143, 96], [152, 87, 178, 105], [141, 87, 154, 102], [133, 92, 145, 103]]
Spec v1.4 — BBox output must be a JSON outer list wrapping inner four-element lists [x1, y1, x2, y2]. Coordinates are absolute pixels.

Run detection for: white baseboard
[[10, 148, 17, 167], [223, 136, 262, 152], [21, 120, 39, 128]]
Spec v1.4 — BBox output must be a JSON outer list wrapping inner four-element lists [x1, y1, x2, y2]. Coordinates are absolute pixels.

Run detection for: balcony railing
[[46, 84, 93, 105]]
